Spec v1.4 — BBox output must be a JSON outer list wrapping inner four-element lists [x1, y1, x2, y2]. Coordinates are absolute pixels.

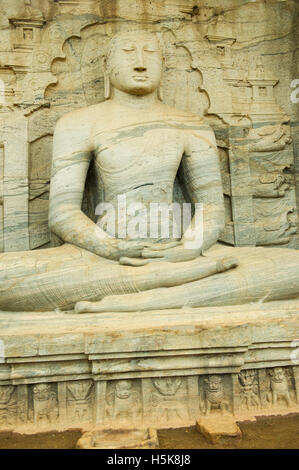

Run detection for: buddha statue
[[0, 30, 298, 313]]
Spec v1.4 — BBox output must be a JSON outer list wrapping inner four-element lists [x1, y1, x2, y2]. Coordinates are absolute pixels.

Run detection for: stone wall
[[0, 304, 299, 432], [0, 0, 298, 252]]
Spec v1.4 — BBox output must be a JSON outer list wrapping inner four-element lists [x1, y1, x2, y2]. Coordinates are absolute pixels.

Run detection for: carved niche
[[105, 379, 142, 426], [0, 385, 17, 428], [199, 374, 232, 416], [0, 6, 297, 252]]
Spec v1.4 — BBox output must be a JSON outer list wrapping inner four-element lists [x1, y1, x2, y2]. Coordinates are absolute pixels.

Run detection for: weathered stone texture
[[0, 1, 298, 439], [0, 0, 298, 249]]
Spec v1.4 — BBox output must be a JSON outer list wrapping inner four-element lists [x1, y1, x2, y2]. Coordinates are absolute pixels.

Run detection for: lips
[[132, 76, 148, 81]]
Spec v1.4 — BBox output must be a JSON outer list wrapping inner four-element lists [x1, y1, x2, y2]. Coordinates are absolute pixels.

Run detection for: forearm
[[49, 204, 119, 260], [201, 203, 225, 251], [182, 203, 224, 253]]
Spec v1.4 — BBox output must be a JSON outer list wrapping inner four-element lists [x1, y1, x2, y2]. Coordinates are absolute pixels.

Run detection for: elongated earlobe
[[104, 70, 111, 100], [157, 58, 165, 101], [157, 85, 163, 101]]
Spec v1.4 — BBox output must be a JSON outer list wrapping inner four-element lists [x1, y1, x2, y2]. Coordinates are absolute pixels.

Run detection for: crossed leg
[[75, 244, 299, 313], [1, 243, 298, 312], [0, 243, 236, 311]]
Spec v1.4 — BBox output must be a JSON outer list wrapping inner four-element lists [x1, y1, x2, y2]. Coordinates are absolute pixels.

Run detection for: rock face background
[[0, 0, 298, 252]]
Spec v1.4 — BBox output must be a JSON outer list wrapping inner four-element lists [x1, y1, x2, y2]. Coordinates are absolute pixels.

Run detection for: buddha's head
[[104, 30, 163, 99]]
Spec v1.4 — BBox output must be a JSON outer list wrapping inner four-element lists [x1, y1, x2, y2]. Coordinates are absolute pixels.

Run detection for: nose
[[134, 65, 146, 72], [134, 48, 146, 72]]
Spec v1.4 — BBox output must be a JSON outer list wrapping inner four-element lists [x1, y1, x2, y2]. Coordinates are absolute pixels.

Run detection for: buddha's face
[[106, 32, 162, 96]]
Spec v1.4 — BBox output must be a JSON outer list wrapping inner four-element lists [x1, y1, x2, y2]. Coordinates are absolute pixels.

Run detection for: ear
[[104, 71, 111, 100], [157, 56, 165, 102], [157, 84, 163, 102], [103, 58, 111, 100]]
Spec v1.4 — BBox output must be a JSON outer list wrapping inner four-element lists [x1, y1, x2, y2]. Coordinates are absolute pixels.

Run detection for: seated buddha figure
[[0, 30, 298, 313]]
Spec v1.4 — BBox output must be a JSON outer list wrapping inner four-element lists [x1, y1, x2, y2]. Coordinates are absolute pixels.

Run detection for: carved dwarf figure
[[0, 385, 17, 426], [151, 377, 186, 422], [238, 370, 260, 410], [267, 368, 292, 407], [33, 383, 58, 425], [106, 380, 141, 424], [67, 380, 93, 421]]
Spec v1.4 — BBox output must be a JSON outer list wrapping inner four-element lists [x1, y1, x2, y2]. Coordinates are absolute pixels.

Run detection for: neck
[[111, 88, 158, 109]]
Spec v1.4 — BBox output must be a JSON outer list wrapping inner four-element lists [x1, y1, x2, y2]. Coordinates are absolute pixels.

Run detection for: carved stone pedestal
[[196, 416, 242, 444], [0, 301, 298, 438], [76, 428, 159, 449]]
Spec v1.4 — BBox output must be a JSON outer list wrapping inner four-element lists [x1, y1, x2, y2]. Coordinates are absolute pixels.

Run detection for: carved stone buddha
[[0, 31, 298, 313]]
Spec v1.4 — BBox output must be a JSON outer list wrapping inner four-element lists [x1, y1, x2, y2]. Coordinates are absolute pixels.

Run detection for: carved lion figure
[[203, 375, 229, 415], [267, 368, 292, 407]]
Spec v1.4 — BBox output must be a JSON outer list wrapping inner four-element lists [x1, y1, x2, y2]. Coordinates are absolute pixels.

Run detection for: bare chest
[[94, 126, 184, 176]]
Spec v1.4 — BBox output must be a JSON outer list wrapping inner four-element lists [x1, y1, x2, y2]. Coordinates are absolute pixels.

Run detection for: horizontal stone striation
[[0, 304, 298, 431]]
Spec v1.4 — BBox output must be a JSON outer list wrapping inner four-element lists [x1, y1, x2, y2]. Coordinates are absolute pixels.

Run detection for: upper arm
[[49, 110, 92, 219], [182, 125, 224, 206]]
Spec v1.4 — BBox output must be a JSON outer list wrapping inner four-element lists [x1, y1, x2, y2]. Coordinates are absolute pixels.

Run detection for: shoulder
[[164, 105, 216, 148], [55, 102, 104, 131], [53, 103, 107, 154], [53, 102, 109, 152], [159, 103, 215, 137]]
